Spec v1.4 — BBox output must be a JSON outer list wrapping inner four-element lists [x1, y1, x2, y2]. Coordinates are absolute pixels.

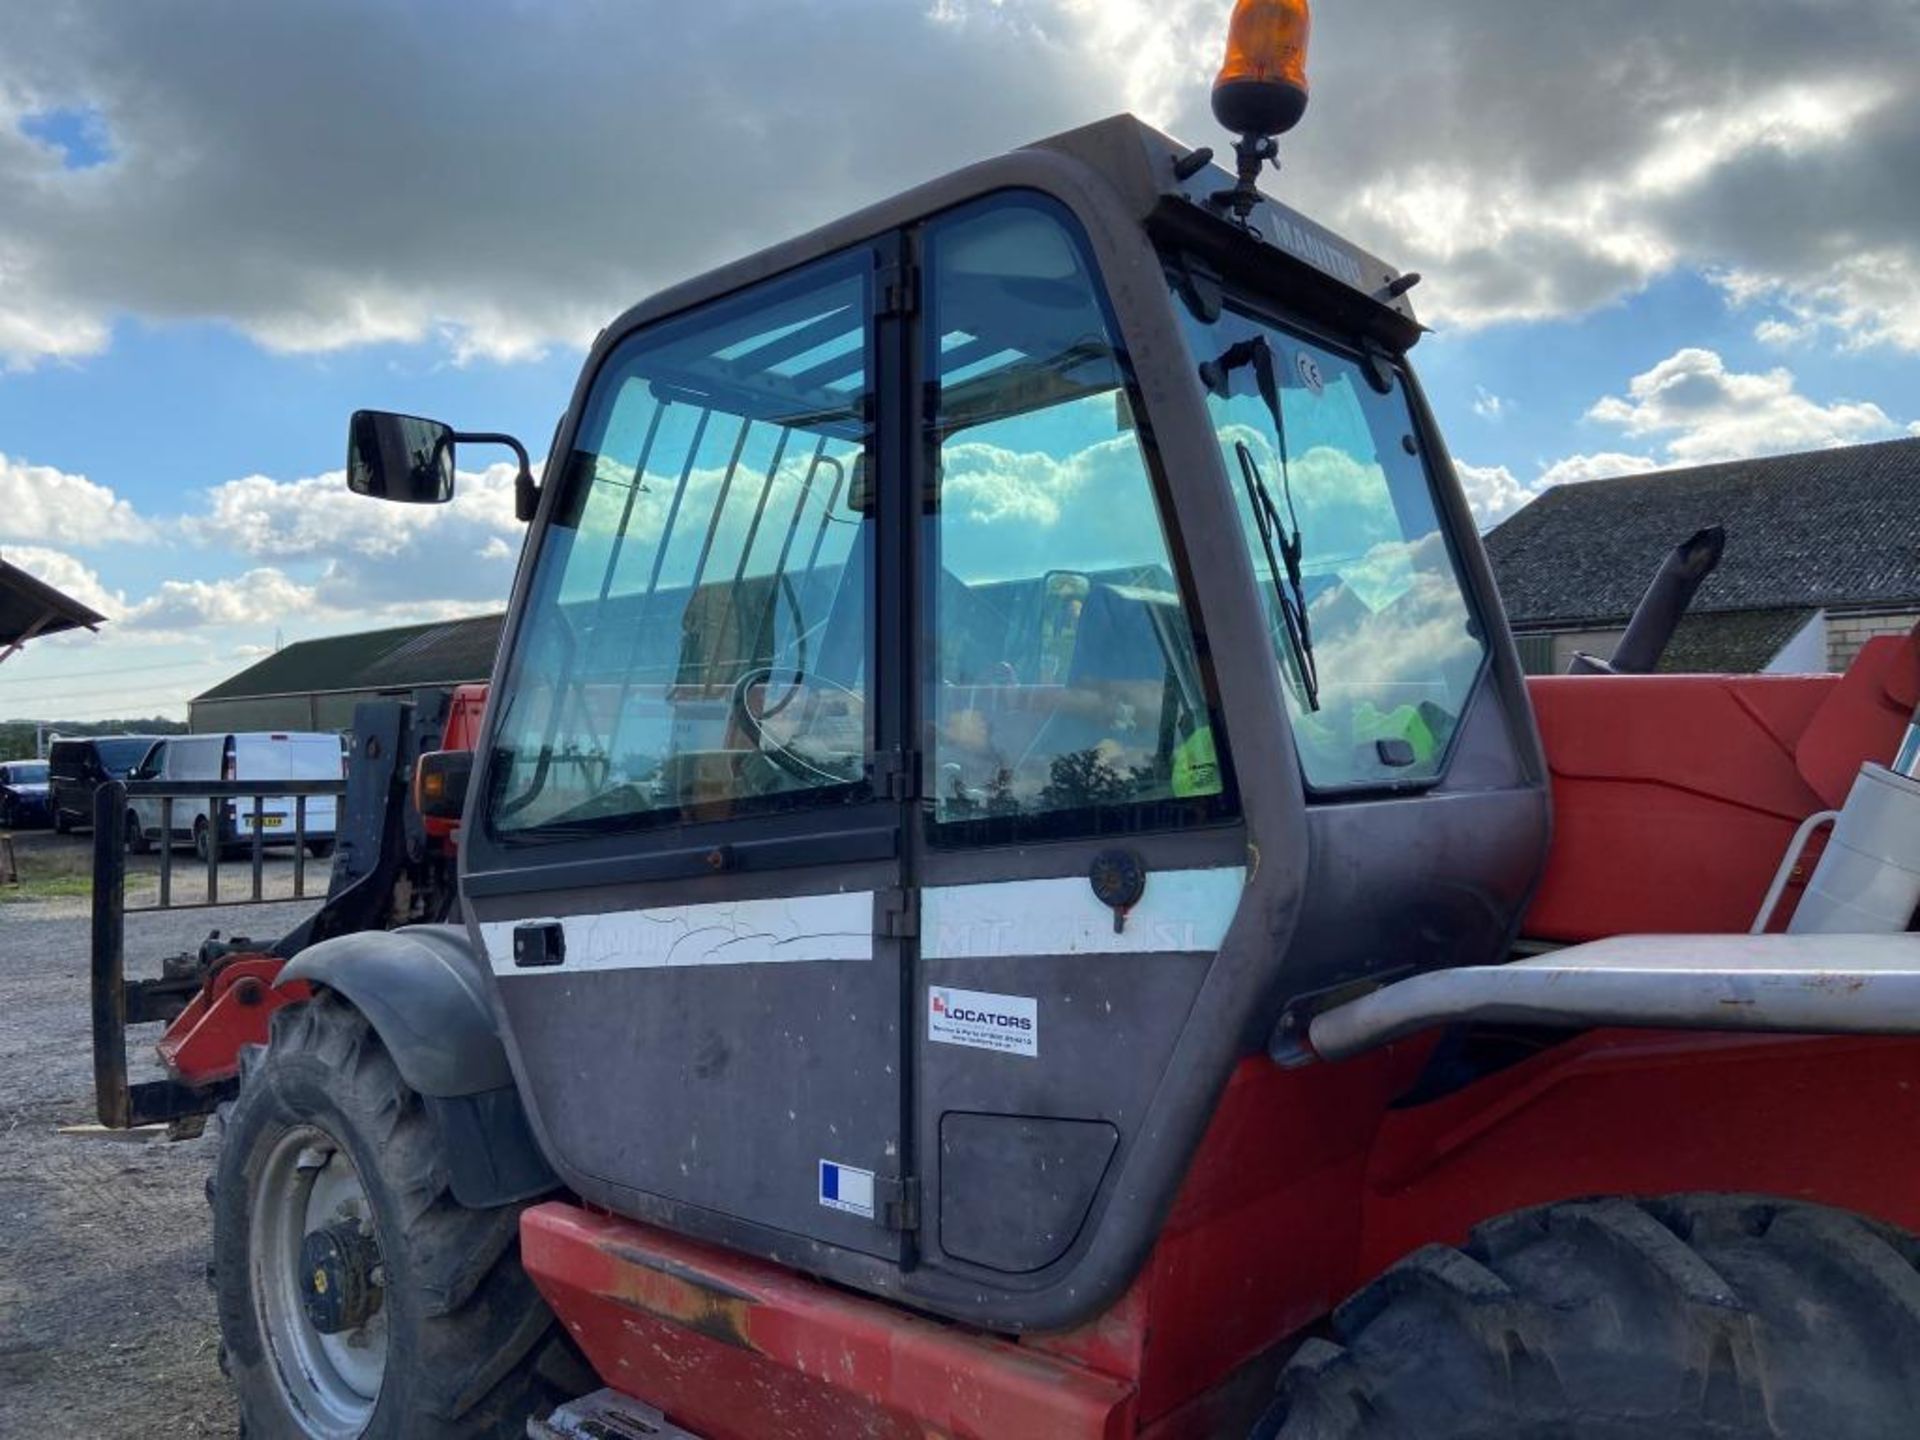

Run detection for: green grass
[[0, 872, 94, 901], [0, 841, 95, 902]]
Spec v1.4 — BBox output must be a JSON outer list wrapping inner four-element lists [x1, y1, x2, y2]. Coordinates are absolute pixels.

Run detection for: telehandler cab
[[104, 3, 1920, 1436]]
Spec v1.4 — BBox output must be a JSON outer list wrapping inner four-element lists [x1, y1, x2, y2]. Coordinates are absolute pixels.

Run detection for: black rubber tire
[[125, 808, 150, 855], [1257, 1195, 1920, 1440], [53, 806, 70, 834], [0, 795, 13, 830], [193, 817, 212, 864], [307, 839, 335, 860], [211, 994, 581, 1438]]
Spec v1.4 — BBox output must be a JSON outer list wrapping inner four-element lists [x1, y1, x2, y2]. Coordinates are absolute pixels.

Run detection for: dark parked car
[[0, 759, 52, 829], [47, 736, 162, 833]]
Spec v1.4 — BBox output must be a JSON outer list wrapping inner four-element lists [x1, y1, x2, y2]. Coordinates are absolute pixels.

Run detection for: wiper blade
[[1205, 335, 1319, 711], [1236, 439, 1320, 712]]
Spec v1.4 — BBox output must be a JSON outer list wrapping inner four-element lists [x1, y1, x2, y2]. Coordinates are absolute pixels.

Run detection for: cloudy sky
[[1, 0, 1916, 720]]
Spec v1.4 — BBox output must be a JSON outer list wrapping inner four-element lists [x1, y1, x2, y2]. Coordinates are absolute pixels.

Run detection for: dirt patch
[[0, 889, 320, 1437]]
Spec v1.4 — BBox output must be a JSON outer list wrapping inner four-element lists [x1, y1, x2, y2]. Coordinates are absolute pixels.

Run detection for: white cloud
[[1586, 347, 1907, 463], [1535, 452, 1660, 488], [1469, 348, 1913, 531], [189, 460, 523, 610], [1753, 317, 1811, 348], [0, 1, 1914, 365], [1472, 388, 1510, 421], [1452, 462, 1530, 528], [0, 452, 151, 544], [123, 567, 318, 631], [1721, 253, 1920, 353]]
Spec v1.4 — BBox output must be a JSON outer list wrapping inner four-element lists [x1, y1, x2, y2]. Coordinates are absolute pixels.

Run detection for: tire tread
[[1261, 1194, 1920, 1440], [211, 993, 573, 1438]]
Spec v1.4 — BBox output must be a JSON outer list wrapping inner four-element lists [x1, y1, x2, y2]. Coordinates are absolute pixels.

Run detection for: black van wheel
[[211, 995, 579, 1438], [125, 809, 150, 855], [1257, 1195, 1920, 1440], [0, 795, 14, 830], [54, 807, 71, 834]]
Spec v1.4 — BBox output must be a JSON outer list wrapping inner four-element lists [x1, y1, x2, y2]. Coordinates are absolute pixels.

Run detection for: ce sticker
[[1296, 350, 1325, 396]]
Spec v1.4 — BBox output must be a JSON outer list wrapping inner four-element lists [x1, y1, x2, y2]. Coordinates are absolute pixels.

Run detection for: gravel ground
[[0, 866, 320, 1437]]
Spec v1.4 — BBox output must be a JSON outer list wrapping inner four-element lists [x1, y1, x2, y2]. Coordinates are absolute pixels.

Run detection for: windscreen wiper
[[1235, 440, 1320, 711], [1203, 337, 1320, 711]]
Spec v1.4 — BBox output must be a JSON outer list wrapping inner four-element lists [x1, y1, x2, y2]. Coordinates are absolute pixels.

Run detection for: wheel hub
[[298, 1221, 384, 1335], [252, 1127, 389, 1431]]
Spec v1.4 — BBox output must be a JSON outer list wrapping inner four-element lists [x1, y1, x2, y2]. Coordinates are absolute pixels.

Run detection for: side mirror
[[348, 410, 456, 504], [845, 454, 875, 516], [413, 749, 473, 822], [1038, 570, 1092, 682]]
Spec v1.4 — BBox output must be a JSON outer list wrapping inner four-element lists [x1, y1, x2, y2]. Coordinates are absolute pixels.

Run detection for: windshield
[[7, 762, 48, 783], [94, 738, 153, 774], [1172, 287, 1486, 791]]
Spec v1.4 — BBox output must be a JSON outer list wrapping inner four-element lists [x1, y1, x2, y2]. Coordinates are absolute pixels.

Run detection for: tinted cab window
[[922, 197, 1230, 843]]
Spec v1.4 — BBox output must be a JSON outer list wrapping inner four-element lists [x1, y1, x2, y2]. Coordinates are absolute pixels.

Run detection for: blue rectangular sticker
[[818, 1159, 875, 1220]]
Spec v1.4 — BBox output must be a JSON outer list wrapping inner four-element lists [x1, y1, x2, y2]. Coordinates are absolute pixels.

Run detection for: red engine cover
[[1525, 627, 1920, 940]]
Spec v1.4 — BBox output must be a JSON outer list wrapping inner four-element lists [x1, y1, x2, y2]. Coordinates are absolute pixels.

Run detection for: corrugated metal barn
[[189, 614, 503, 733]]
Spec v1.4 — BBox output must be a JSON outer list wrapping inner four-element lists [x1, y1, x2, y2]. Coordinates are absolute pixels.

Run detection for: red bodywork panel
[[157, 956, 310, 1086], [1525, 628, 1920, 940], [423, 681, 488, 848], [535, 1034, 1920, 1437], [522, 1204, 1136, 1440]]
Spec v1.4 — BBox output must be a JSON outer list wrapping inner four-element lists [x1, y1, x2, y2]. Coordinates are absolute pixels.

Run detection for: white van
[[128, 732, 344, 860]]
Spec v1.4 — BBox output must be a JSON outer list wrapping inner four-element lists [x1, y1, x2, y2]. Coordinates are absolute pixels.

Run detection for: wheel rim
[[251, 1125, 389, 1435]]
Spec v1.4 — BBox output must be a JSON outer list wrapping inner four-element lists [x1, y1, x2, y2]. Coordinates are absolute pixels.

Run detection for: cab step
[[531, 1390, 706, 1440]]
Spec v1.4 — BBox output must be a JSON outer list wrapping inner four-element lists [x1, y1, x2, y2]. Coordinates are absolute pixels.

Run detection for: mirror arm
[[453, 431, 540, 522]]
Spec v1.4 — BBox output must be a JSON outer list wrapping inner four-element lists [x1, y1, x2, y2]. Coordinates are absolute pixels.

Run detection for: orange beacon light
[[1212, 0, 1311, 140]]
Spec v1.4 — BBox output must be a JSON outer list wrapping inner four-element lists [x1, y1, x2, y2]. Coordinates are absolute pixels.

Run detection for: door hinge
[[876, 1175, 920, 1232], [869, 749, 920, 802], [879, 261, 919, 319], [878, 887, 919, 940]]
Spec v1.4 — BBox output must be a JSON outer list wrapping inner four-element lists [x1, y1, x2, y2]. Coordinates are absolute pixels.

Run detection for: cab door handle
[[513, 921, 565, 968]]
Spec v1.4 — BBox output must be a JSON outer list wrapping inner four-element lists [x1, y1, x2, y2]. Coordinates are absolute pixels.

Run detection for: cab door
[[907, 195, 1246, 1280], [463, 239, 915, 1264]]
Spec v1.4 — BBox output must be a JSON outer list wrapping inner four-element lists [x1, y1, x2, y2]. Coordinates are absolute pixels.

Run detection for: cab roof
[[597, 114, 1421, 359]]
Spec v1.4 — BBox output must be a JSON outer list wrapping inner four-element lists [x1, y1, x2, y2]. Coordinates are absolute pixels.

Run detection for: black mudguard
[[279, 925, 557, 1206]]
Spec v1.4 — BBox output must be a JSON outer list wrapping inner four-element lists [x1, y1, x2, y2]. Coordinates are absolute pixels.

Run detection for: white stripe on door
[[481, 891, 874, 975], [481, 865, 1245, 974], [921, 867, 1245, 960]]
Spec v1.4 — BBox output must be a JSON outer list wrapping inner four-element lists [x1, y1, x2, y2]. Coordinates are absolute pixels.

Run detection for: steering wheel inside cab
[[727, 576, 863, 786], [729, 665, 864, 786]]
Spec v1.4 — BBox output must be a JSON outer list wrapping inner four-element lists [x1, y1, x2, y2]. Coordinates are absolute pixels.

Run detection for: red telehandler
[[88, 3, 1920, 1435]]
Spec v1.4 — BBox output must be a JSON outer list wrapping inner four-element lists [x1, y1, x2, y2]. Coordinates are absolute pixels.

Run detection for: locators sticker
[[928, 986, 1038, 1058]]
